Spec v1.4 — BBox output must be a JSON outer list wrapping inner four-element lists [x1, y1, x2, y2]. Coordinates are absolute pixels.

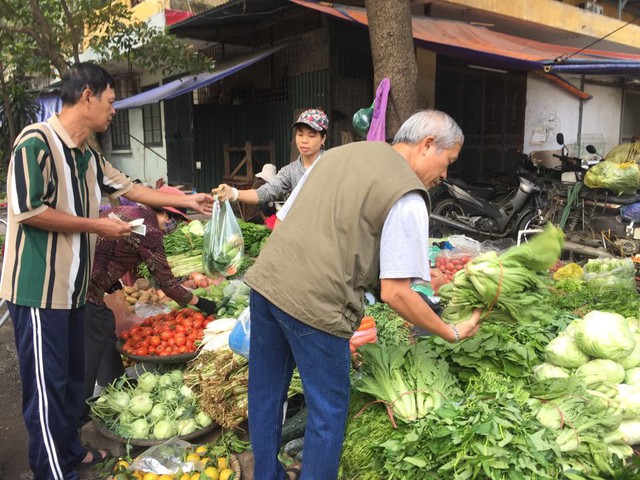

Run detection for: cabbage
[[179, 385, 195, 400], [536, 402, 564, 429], [137, 372, 158, 393], [157, 373, 175, 389], [574, 311, 636, 360], [575, 359, 625, 386], [625, 367, 640, 386], [148, 404, 168, 422], [169, 369, 184, 385], [160, 389, 178, 403], [618, 420, 640, 445], [544, 335, 589, 368], [130, 418, 150, 439], [620, 335, 640, 369], [617, 384, 640, 419], [563, 319, 581, 338], [177, 418, 198, 436], [128, 393, 154, 416], [533, 363, 571, 382], [195, 411, 213, 428], [108, 391, 131, 412], [153, 419, 177, 439]]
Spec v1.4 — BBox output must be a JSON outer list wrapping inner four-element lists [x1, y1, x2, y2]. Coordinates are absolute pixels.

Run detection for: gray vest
[[244, 141, 428, 338]]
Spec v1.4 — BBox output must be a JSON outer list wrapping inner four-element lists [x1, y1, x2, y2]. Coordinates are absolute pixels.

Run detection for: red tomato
[[177, 345, 188, 354], [148, 346, 156, 355], [160, 331, 172, 341], [149, 336, 161, 347], [174, 336, 187, 347], [135, 346, 148, 356]]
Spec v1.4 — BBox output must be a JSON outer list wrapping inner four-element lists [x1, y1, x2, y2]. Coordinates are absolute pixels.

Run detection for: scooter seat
[[447, 178, 496, 200]]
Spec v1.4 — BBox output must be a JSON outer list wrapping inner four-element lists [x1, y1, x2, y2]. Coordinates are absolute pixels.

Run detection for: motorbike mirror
[[586, 144, 597, 154], [556, 133, 565, 145]]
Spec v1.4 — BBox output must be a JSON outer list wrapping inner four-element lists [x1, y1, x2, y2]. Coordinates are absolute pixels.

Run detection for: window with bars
[[142, 86, 163, 147], [111, 110, 131, 150]]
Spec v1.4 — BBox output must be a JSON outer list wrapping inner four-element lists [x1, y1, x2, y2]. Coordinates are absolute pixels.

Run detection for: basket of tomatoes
[[118, 308, 214, 363]]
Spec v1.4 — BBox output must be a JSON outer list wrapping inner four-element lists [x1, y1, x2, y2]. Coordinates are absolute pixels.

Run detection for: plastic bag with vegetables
[[583, 257, 636, 291], [203, 198, 244, 277], [584, 160, 640, 195]]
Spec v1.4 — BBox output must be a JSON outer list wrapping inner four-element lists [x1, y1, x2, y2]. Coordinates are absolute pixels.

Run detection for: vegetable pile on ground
[[91, 370, 214, 441], [334, 226, 640, 479], [166, 280, 250, 319], [118, 309, 213, 358]]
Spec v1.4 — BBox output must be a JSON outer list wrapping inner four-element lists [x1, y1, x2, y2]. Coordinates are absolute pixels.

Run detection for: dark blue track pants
[[9, 303, 88, 480]]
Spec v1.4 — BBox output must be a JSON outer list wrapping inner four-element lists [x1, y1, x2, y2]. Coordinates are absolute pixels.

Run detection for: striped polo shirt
[[0, 115, 133, 309]]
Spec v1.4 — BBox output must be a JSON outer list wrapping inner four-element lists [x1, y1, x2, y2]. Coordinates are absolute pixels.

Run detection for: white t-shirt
[[379, 192, 430, 281], [278, 171, 430, 282]]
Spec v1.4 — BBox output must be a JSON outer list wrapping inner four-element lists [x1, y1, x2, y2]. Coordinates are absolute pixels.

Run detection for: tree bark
[[365, 0, 418, 138], [0, 62, 16, 153]]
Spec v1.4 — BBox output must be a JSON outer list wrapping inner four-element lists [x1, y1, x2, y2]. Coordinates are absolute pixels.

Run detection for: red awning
[[165, 8, 195, 27], [290, 0, 640, 74]]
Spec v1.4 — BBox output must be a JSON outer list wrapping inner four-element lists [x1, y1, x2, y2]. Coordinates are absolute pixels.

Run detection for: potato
[[131, 291, 141, 299], [123, 286, 137, 295], [125, 295, 137, 305], [134, 278, 151, 290]]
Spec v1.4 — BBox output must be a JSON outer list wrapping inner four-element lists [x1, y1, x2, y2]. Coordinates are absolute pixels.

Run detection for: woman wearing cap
[[213, 108, 329, 205], [79, 187, 218, 422]]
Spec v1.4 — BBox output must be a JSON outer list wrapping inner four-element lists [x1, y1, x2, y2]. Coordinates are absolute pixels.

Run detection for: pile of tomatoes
[[119, 308, 214, 357], [431, 254, 472, 293]]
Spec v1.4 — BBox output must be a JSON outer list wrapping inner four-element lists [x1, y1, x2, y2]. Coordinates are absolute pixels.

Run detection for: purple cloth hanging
[[366, 78, 391, 142]]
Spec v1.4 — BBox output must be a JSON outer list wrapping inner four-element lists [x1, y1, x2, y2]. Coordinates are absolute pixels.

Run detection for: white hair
[[392, 110, 464, 149]]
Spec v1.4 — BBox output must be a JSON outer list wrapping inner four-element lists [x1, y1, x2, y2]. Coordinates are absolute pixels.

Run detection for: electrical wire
[[554, 12, 640, 63]]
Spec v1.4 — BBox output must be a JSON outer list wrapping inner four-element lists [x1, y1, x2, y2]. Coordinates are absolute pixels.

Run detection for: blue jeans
[[248, 290, 351, 480]]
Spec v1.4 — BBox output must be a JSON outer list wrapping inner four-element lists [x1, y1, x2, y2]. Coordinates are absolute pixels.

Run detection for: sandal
[[79, 447, 109, 467], [285, 464, 302, 480]]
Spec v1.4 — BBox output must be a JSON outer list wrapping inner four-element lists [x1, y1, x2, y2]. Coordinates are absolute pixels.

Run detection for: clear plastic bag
[[129, 437, 195, 474], [583, 257, 636, 291], [203, 198, 244, 277], [229, 307, 250, 360]]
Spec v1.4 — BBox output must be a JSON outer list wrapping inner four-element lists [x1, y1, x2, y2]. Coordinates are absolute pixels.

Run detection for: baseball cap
[[158, 185, 189, 221], [292, 108, 329, 132], [255, 164, 277, 182]]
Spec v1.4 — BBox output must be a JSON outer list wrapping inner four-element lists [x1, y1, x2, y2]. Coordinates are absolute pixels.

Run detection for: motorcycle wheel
[[431, 197, 466, 237], [514, 210, 545, 242]]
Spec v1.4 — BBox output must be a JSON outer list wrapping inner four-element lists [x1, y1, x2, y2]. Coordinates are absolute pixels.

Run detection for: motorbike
[[430, 157, 544, 239], [538, 134, 640, 256]]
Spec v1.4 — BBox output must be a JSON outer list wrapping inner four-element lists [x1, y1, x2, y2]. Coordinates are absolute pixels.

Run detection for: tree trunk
[[365, 0, 418, 138], [0, 62, 16, 154]]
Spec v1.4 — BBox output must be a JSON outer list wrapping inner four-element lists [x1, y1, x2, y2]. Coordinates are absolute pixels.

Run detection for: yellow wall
[[130, 0, 166, 21], [441, 0, 640, 51]]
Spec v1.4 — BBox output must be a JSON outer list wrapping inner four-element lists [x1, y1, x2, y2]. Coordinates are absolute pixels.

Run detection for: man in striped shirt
[[0, 63, 213, 480]]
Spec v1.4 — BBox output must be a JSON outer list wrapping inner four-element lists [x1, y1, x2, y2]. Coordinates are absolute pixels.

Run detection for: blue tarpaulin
[[113, 45, 283, 110]]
